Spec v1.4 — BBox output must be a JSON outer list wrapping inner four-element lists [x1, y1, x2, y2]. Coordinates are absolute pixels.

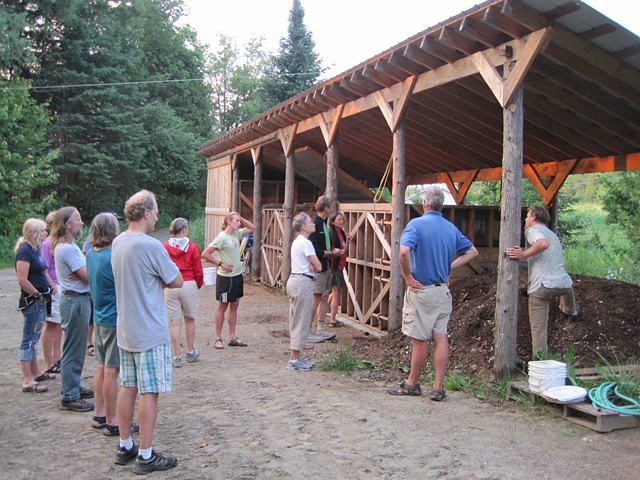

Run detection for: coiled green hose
[[588, 382, 640, 415]]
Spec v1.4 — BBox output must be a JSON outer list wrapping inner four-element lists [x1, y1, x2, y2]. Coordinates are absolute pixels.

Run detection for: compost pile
[[351, 272, 640, 378]]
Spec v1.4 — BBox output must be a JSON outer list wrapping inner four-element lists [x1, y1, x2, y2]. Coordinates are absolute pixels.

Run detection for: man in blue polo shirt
[[387, 186, 478, 401]]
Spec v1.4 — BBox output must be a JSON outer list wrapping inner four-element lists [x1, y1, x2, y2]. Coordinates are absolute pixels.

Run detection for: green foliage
[[602, 171, 640, 265], [260, 0, 324, 107], [442, 373, 488, 398], [361, 356, 410, 373], [319, 349, 360, 372], [465, 179, 540, 206]]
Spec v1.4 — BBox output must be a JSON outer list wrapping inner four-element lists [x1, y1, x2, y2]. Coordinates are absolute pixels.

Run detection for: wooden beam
[[404, 43, 443, 70], [278, 124, 298, 158], [420, 35, 463, 63], [250, 146, 262, 166], [459, 16, 510, 48], [524, 159, 577, 205], [612, 44, 640, 59], [374, 75, 417, 133], [388, 51, 424, 76], [577, 24, 616, 41], [362, 63, 397, 88], [439, 26, 483, 55], [542, 2, 580, 21], [282, 151, 295, 292], [375, 58, 410, 82], [441, 170, 479, 205], [203, 133, 278, 161], [251, 149, 263, 281], [319, 104, 344, 149]]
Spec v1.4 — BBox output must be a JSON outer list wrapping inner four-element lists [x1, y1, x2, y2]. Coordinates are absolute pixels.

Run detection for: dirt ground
[[1, 266, 639, 480]]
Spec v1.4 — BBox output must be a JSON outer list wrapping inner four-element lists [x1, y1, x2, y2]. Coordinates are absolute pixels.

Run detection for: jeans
[[59, 294, 91, 401], [19, 300, 47, 361]]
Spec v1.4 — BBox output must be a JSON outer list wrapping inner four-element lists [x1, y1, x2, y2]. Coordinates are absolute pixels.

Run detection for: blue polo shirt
[[400, 211, 473, 286]]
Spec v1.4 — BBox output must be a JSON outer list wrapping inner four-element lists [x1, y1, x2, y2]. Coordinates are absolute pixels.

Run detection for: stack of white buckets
[[528, 360, 567, 393]]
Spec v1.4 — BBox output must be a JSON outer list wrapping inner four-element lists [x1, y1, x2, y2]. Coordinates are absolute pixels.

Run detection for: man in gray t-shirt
[[506, 206, 578, 356], [111, 190, 182, 473]]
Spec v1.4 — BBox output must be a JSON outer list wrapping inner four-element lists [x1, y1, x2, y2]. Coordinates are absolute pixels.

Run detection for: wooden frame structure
[[200, 0, 640, 376]]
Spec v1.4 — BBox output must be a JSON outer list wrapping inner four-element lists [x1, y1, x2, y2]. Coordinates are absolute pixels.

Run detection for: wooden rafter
[[278, 124, 298, 158], [251, 146, 262, 166], [471, 27, 553, 107], [523, 160, 577, 206], [319, 104, 344, 148], [374, 75, 417, 133]]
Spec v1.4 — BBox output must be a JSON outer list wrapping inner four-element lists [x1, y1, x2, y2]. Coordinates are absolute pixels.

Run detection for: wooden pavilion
[[199, 0, 640, 375]]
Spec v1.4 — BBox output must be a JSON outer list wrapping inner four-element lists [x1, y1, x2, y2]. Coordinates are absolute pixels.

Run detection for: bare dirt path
[[1, 267, 638, 480]]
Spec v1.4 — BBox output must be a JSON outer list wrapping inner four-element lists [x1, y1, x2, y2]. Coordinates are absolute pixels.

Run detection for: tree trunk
[[252, 155, 263, 282], [282, 153, 296, 292], [494, 83, 524, 379], [388, 115, 406, 332], [231, 165, 240, 213], [326, 133, 339, 211]]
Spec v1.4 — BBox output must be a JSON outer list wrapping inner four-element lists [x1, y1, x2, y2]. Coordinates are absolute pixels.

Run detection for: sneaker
[[79, 386, 94, 398], [60, 398, 94, 412], [286, 358, 313, 371], [173, 357, 182, 368], [185, 349, 200, 363], [316, 328, 336, 340], [299, 356, 315, 367], [115, 443, 139, 465], [133, 450, 178, 475], [306, 332, 325, 343]]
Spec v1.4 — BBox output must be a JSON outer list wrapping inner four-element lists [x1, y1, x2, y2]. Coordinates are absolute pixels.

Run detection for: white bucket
[[203, 267, 216, 286], [528, 360, 567, 393]]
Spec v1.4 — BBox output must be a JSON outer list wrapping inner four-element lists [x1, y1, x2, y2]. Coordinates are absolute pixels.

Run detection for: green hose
[[588, 382, 640, 415]]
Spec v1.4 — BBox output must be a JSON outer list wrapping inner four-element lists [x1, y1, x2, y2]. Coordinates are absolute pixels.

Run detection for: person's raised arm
[[506, 239, 549, 260], [239, 216, 256, 235]]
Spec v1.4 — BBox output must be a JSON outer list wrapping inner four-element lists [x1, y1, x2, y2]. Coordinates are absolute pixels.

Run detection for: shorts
[[314, 269, 333, 294], [46, 288, 61, 324], [94, 324, 120, 369], [165, 280, 200, 320], [216, 274, 243, 303], [331, 269, 345, 289], [401, 284, 452, 340], [119, 343, 172, 394]]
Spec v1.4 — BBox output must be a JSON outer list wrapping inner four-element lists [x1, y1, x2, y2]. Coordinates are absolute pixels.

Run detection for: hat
[[107, 211, 124, 220]]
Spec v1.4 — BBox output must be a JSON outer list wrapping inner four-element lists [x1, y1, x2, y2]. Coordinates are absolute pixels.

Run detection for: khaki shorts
[[164, 280, 200, 320], [401, 285, 452, 340], [94, 324, 120, 369], [314, 269, 333, 294]]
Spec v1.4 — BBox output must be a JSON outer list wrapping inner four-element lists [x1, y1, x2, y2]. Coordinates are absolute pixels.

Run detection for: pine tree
[[261, 0, 324, 107]]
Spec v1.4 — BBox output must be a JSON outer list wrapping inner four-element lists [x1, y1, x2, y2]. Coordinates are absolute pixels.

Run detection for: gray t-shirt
[[525, 223, 573, 294], [55, 242, 90, 293], [112, 232, 180, 352]]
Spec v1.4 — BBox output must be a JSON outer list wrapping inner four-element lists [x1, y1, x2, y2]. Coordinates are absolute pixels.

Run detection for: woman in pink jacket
[[163, 218, 204, 368]]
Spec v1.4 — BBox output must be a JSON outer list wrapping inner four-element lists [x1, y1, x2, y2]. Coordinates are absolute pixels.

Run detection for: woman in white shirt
[[286, 213, 322, 371]]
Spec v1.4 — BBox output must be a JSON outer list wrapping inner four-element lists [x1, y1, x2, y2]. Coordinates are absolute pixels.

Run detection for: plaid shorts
[[119, 343, 172, 394]]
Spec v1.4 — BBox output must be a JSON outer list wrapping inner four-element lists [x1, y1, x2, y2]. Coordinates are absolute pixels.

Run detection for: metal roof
[[198, 0, 640, 187]]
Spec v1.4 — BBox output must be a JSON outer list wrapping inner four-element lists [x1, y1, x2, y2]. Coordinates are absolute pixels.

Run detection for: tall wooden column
[[388, 114, 407, 332], [326, 134, 339, 210], [494, 83, 523, 379], [279, 125, 298, 292], [251, 147, 263, 282], [231, 154, 240, 213]]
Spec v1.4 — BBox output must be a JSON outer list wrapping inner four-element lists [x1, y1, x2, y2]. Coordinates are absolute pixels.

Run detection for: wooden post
[[388, 113, 406, 332], [282, 152, 296, 292], [251, 152, 263, 282], [549, 193, 558, 234], [231, 163, 240, 213], [494, 80, 524, 379], [326, 133, 339, 211]]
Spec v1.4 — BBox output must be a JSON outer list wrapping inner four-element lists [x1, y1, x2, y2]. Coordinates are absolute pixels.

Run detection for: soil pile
[[352, 272, 640, 376]]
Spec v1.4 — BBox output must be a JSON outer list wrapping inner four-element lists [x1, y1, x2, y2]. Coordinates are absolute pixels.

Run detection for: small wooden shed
[[200, 0, 640, 375]]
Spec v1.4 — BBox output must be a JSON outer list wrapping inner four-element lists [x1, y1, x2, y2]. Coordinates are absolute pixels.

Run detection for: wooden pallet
[[508, 381, 640, 433]]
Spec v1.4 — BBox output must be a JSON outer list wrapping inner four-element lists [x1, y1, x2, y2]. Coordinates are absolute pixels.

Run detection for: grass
[[319, 348, 360, 372]]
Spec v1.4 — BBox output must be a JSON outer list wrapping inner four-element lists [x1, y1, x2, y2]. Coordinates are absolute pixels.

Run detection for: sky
[[180, 0, 640, 78]]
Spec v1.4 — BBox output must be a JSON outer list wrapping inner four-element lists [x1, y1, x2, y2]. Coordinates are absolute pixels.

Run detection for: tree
[[261, 0, 324, 107], [208, 35, 271, 134], [602, 171, 640, 262], [0, 6, 57, 235]]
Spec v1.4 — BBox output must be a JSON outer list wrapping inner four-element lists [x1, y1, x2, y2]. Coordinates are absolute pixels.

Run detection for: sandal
[[328, 321, 344, 328], [92, 416, 107, 429], [430, 389, 446, 402], [386, 381, 422, 396], [45, 364, 61, 374], [34, 372, 56, 382], [86, 345, 95, 356], [103, 422, 139, 437], [228, 337, 247, 347], [214, 339, 224, 349], [22, 383, 48, 393]]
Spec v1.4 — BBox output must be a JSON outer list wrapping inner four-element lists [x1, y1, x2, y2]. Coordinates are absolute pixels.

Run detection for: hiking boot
[[299, 356, 315, 368], [79, 386, 94, 398], [133, 450, 178, 475], [115, 443, 139, 465], [185, 349, 200, 363], [286, 358, 313, 371], [60, 398, 94, 412], [173, 357, 182, 368], [316, 328, 336, 340], [306, 332, 325, 343]]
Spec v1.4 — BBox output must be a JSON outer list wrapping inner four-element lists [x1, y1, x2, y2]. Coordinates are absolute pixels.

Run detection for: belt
[[291, 273, 314, 281], [422, 283, 443, 288], [62, 290, 90, 296]]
